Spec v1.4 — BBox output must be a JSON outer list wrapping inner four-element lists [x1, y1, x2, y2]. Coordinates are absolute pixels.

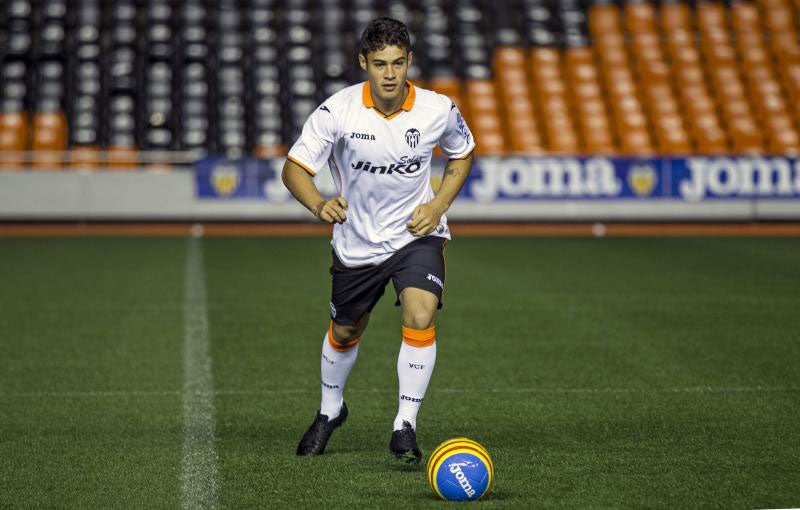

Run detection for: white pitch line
[[2, 386, 798, 399], [180, 237, 218, 510]]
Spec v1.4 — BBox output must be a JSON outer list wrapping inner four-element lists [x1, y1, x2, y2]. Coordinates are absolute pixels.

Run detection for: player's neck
[[370, 82, 409, 117]]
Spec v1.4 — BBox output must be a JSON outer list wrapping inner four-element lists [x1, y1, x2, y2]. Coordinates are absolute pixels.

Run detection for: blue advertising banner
[[195, 157, 276, 199], [460, 156, 800, 202], [195, 156, 800, 202]]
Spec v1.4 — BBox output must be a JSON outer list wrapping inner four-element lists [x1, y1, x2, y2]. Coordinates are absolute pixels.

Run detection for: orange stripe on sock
[[328, 321, 360, 351], [402, 325, 436, 347]]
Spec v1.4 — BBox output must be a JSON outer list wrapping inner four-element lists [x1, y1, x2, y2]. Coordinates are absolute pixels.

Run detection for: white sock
[[320, 323, 360, 419], [394, 326, 437, 431]]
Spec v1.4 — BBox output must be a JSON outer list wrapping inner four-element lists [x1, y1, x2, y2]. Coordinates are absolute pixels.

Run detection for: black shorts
[[329, 236, 447, 326]]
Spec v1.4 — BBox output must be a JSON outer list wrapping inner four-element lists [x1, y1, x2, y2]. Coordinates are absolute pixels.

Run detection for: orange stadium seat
[[69, 147, 103, 169], [619, 128, 654, 156], [565, 47, 615, 154], [771, 32, 800, 65], [728, 0, 799, 154], [654, 113, 691, 155], [106, 146, 140, 169], [465, 79, 507, 155], [623, 2, 657, 34], [763, 4, 797, 33], [588, 4, 622, 36], [729, 117, 765, 154], [660, 2, 691, 31], [530, 48, 579, 154], [430, 76, 470, 157], [430, 76, 468, 118], [765, 114, 800, 153], [30, 112, 67, 169], [494, 47, 544, 154], [704, 40, 737, 66], [696, 2, 727, 32], [731, 2, 762, 33], [0, 112, 29, 169], [254, 144, 287, 159]]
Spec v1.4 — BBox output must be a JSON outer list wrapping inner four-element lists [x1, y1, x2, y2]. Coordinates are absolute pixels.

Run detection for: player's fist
[[313, 196, 348, 224], [407, 201, 445, 237]]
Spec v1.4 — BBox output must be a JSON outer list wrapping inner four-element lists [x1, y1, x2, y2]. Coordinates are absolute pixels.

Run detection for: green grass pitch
[[1, 235, 799, 508]]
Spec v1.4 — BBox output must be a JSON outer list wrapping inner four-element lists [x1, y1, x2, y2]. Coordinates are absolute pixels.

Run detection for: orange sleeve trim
[[402, 325, 436, 347], [328, 321, 360, 351], [287, 155, 317, 176]]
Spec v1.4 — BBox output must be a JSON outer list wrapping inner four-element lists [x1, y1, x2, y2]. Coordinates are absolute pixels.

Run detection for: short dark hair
[[359, 17, 411, 58]]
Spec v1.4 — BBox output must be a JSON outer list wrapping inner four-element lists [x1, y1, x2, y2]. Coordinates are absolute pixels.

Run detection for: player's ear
[[358, 53, 367, 71], [407, 50, 413, 68]]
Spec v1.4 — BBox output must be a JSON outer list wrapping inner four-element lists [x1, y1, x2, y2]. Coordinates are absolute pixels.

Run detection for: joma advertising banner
[[196, 156, 800, 202]]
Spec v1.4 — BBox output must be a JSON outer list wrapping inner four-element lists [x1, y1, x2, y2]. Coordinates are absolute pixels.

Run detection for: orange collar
[[362, 81, 416, 119]]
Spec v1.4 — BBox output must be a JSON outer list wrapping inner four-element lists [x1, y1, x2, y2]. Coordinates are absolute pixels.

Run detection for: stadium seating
[[1, 0, 799, 168]]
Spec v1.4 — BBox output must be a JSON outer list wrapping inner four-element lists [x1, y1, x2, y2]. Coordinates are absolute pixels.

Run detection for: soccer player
[[282, 17, 475, 463]]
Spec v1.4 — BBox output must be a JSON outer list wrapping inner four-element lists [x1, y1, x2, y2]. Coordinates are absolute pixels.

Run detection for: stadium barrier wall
[[0, 156, 799, 220]]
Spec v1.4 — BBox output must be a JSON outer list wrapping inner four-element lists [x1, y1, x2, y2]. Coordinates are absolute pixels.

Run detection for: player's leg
[[388, 237, 447, 463], [390, 287, 438, 462], [394, 287, 439, 430], [297, 250, 388, 456], [297, 312, 373, 457], [396, 287, 439, 432], [320, 313, 371, 419]]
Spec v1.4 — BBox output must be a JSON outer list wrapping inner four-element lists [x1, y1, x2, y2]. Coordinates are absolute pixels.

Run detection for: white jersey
[[287, 81, 475, 267]]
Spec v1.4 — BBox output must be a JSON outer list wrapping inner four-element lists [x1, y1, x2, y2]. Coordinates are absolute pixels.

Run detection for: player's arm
[[407, 99, 476, 237], [433, 151, 474, 212], [281, 160, 348, 224], [406, 152, 474, 236], [282, 101, 348, 224]]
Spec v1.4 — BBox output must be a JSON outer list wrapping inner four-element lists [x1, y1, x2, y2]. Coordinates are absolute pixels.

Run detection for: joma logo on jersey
[[350, 132, 376, 140], [351, 157, 422, 175]]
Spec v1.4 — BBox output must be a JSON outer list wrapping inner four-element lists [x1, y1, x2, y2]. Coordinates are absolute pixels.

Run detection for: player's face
[[359, 45, 413, 105]]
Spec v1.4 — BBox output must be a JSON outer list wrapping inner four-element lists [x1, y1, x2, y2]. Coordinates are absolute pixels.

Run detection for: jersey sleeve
[[438, 101, 476, 159], [286, 103, 338, 176]]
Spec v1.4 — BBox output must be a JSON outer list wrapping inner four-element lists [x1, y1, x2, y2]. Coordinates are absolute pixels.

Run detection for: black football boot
[[389, 420, 422, 464], [296, 402, 349, 456]]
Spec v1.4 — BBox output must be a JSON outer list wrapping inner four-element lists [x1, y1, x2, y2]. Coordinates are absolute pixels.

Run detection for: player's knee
[[331, 312, 370, 344], [331, 323, 358, 343], [405, 310, 435, 330]]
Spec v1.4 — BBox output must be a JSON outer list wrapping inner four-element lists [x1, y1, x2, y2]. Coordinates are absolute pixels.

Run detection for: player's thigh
[[330, 250, 389, 329], [390, 236, 447, 327]]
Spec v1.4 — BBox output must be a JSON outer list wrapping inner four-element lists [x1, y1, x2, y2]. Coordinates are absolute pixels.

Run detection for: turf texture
[[1, 236, 798, 508]]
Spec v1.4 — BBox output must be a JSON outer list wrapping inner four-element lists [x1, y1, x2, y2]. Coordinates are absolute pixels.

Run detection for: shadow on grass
[[415, 488, 516, 503], [385, 459, 425, 473]]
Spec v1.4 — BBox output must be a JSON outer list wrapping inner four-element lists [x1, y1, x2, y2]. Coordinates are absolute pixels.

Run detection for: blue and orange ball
[[427, 437, 494, 501]]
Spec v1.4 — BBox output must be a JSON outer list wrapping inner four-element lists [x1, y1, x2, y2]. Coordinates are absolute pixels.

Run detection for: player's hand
[[407, 201, 446, 237], [313, 197, 348, 224]]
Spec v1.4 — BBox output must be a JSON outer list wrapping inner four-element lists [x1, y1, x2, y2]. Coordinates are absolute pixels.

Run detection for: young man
[[282, 17, 475, 463]]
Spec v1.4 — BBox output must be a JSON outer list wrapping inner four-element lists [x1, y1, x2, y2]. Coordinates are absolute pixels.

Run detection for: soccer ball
[[427, 437, 494, 501]]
